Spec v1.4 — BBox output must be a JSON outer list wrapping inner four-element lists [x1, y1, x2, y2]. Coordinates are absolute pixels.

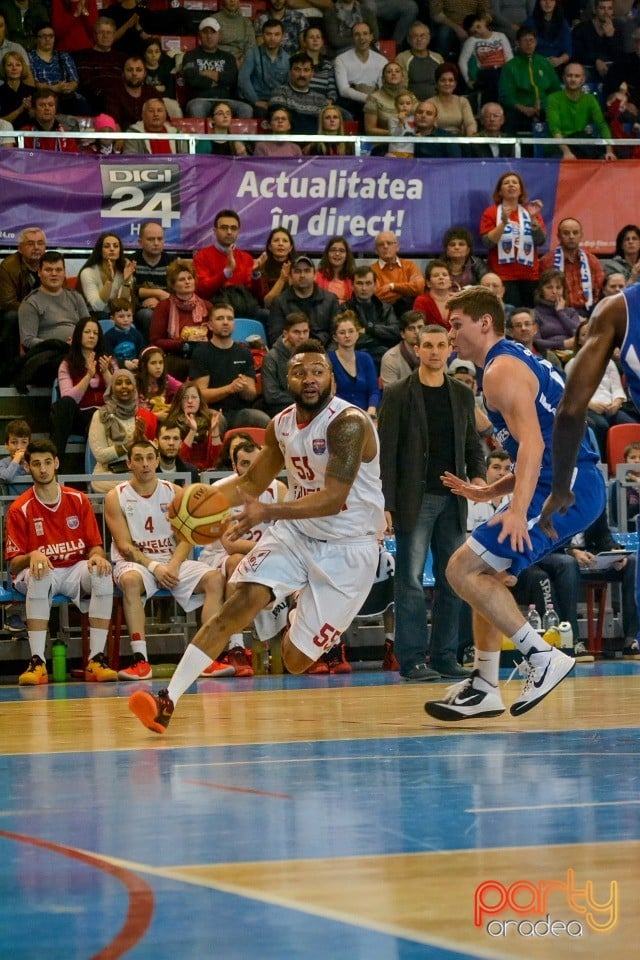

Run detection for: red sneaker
[[382, 639, 400, 672], [228, 646, 254, 677], [129, 688, 174, 734], [200, 654, 235, 677], [326, 642, 352, 674], [305, 656, 329, 675], [118, 653, 152, 681]]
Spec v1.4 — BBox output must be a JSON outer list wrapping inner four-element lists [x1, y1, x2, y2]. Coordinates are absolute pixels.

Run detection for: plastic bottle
[[526, 604, 542, 633], [559, 621, 574, 654], [251, 635, 267, 675], [542, 603, 561, 647], [52, 638, 67, 682], [542, 602, 560, 632]]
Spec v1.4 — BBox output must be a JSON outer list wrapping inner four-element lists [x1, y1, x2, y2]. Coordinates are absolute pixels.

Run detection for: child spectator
[[136, 346, 182, 422], [0, 418, 31, 496], [612, 440, 640, 528], [0, 417, 32, 634], [458, 14, 512, 105], [387, 89, 418, 157], [104, 298, 145, 371]]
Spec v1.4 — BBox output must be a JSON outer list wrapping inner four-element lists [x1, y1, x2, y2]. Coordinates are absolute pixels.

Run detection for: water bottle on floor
[[526, 604, 542, 634], [542, 603, 561, 647]]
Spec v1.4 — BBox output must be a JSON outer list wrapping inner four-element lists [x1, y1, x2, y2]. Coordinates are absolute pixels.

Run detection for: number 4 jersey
[[110, 478, 177, 564], [273, 397, 386, 542]]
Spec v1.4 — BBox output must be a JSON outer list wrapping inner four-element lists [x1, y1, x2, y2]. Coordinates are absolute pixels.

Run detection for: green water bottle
[[52, 638, 67, 682]]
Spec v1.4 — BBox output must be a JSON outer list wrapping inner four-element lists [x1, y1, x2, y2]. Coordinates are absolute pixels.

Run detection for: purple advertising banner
[[0, 152, 565, 254]]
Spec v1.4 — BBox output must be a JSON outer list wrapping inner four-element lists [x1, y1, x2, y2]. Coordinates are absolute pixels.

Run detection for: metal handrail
[[10, 128, 640, 159]]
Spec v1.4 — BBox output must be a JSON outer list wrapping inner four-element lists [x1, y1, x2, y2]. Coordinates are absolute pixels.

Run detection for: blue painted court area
[[0, 665, 638, 959]]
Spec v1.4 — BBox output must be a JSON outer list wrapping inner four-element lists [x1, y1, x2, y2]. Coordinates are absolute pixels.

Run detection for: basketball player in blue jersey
[[424, 287, 606, 722], [129, 339, 386, 734], [541, 283, 640, 531]]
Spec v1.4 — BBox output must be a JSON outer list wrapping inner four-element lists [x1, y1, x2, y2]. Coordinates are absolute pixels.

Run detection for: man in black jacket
[[156, 421, 200, 483], [344, 265, 400, 371], [261, 311, 310, 416], [267, 256, 339, 346], [378, 324, 486, 680]]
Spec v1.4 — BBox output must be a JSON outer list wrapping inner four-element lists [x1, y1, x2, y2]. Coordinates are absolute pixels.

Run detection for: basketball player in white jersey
[[105, 438, 224, 680], [129, 339, 386, 733], [198, 437, 288, 677]]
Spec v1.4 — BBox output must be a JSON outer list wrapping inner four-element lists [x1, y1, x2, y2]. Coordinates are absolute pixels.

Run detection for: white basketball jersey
[[111, 478, 177, 564], [200, 479, 281, 564], [273, 397, 385, 541]]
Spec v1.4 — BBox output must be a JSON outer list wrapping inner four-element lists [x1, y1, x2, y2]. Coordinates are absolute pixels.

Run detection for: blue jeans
[[394, 493, 464, 674], [375, 0, 418, 47]]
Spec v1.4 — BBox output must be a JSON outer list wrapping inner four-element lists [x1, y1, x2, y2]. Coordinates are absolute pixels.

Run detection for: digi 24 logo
[[100, 163, 180, 230]]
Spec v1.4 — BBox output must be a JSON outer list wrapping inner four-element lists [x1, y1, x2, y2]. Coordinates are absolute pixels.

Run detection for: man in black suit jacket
[[378, 324, 486, 681], [471, 102, 515, 159]]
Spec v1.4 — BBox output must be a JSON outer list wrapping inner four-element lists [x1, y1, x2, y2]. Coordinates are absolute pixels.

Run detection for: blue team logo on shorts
[[312, 439, 326, 455], [67, 516, 79, 529]]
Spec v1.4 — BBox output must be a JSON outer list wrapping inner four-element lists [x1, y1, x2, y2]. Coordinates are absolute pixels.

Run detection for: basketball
[[168, 484, 233, 546]]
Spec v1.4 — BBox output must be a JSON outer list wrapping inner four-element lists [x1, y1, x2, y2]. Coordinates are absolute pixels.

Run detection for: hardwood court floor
[[0, 662, 638, 959]]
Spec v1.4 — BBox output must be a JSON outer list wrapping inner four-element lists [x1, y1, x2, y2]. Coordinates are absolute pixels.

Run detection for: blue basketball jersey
[[621, 283, 640, 411], [483, 340, 598, 487]]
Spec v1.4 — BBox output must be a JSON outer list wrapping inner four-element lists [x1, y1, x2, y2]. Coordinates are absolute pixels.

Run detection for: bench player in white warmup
[[105, 438, 224, 680], [198, 436, 288, 677], [129, 339, 386, 733]]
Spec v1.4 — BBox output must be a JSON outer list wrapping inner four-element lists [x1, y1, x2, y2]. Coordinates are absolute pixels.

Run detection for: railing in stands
[[9, 129, 639, 158]]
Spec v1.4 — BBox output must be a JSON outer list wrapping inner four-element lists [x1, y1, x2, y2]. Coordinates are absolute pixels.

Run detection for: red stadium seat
[[606, 423, 640, 477], [172, 118, 206, 134], [160, 35, 198, 54], [378, 39, 397, 60]]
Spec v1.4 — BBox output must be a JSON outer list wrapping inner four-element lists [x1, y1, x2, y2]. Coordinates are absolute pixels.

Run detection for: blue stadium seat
[[233, 318, 267, 343]]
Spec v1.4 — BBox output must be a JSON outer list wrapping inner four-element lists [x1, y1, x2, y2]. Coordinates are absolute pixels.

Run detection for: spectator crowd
[[0, 0, 640, 156]]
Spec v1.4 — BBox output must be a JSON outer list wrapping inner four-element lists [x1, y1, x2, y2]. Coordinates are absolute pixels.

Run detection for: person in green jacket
[[546, 60, 617, 160], [498, 25, 560, 133]]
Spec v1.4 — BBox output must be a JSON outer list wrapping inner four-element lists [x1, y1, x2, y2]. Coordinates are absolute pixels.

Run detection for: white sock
[[130, 638, 148, 660], [474, 649, 500, 688], [229, 633, 244, 649], [510, 623, 550, 656], [168, 645, 212, 705], [88, 628, 108, 662], [28, 631, 47, 661]]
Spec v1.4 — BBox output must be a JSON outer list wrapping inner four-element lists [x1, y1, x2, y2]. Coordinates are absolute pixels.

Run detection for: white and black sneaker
[[510, 647, 575, 717], [425, 670, 505, 721]]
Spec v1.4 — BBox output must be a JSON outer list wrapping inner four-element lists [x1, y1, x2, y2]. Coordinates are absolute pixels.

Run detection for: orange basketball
[[168, 483, 233, 546]]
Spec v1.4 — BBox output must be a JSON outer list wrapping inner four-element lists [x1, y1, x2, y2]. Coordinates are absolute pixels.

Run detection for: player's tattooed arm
[[326, 409, 368, 485]]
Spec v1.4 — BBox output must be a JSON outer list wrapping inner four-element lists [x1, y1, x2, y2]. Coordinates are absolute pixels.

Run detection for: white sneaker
[[574, 641, 595, 663], [510, 647, 575, 717], [624, 639, 640, 659], [425, 671, 505, 721]]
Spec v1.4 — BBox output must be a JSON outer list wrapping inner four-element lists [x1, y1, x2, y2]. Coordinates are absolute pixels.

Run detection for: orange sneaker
[[129, 688, 174, 734], [382, 639, 400, 672], [305, 656, 329, 675], [118, 653, 152, 681], [227, 646, 254, 677], [326, 642, 352, 674], [200, 655, 235, 677]]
